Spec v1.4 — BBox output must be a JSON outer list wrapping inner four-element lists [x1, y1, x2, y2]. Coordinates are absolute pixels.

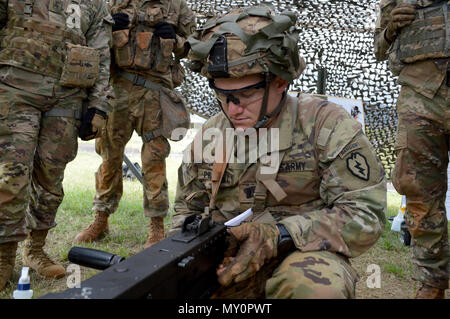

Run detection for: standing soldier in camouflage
[[0, 0, 113, 291], [172, 7, 386, 298], [374, 0, 449, 298], [74, 0, 196, 248]]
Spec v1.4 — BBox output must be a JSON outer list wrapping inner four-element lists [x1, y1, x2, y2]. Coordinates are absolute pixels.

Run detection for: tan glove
[[216, 223, 279, 287], [385, 4, 416, 43], [79, 108, 108, 141], [91, 113, 107, 138]]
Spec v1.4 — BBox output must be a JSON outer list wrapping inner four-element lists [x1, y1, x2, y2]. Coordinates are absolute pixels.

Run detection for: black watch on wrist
[[276, 224, 295, 256]]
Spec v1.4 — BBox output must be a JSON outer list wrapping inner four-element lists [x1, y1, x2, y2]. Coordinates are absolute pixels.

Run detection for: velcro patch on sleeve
[[317, 127, 332, 148]]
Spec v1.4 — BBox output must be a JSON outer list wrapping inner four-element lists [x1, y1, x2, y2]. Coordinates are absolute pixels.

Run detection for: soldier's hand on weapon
[[216, 222, 279, 287], [79, 108, 108, 141], [112, 13, 130, 32], [154, 21, 177, 40], [385, 4, 416, 43]]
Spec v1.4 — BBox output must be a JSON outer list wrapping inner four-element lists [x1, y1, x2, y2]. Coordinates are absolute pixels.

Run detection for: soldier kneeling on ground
[[171, 6, 387, 299]]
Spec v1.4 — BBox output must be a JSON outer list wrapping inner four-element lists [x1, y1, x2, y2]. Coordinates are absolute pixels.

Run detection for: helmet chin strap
[[253, 73, 272, 129], [253, 84, 289, 129]]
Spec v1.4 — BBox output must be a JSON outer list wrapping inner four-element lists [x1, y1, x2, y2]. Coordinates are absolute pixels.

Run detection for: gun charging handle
[[68, 246, 125, 270]]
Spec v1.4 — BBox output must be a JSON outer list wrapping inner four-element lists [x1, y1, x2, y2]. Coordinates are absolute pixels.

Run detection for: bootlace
[[85, 214, 107, 234], [27, 245, 55, 268]]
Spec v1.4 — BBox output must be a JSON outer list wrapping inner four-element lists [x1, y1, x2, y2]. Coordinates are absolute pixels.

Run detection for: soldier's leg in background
[[0, 86, 41, 289], [265, 251, 359, 299], [74, 90, 134, 243], [392, 85, 449, 291], [139, 88, 170, 248], [27, 101, 81, 231], [92, 106, 134, 215], [0, 85, 41, 244], [140, 88, 170, 218], [142, 135, 170, 217], [21, 96, 82, 279]]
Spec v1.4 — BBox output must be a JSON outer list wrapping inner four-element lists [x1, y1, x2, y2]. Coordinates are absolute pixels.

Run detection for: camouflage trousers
[[214, 251, 359, 299], [392, 82, 449, 290], [265, 251, 359, 299], [93, 76, 170, 218], [0, 82, 81, 244]]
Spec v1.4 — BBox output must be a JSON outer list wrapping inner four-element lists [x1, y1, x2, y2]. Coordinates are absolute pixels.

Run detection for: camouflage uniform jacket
[[108, 0, 196, 89], [374, 0, 449, 99], [175, 94, 387, 258], [0, 0, 114, 113]]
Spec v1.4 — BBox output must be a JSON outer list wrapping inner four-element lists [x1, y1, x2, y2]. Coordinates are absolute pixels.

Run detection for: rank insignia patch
[[346, 152, 370, 181]]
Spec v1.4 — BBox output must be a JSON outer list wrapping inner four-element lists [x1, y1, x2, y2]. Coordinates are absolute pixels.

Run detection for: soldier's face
[[214, 75, 288, 130]]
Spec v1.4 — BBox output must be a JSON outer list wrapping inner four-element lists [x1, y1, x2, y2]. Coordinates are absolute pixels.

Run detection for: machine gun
[[41, 215, 228, 299]]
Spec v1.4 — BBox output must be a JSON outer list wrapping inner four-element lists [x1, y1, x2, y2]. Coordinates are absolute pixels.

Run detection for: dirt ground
[[352, 244, 449, 299], [353, 251, 416, 299]]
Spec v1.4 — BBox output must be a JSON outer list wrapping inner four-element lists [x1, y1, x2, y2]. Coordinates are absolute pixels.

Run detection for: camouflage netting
[[178, 0, 399, 178]]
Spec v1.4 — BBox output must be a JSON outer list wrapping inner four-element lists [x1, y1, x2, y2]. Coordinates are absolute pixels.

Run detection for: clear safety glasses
[[209, 79, 267, 106]]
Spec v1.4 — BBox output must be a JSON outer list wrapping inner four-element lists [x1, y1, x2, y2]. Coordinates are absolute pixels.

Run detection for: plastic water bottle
[[391, 195, 406, 232], [13, 267, 33, 299]]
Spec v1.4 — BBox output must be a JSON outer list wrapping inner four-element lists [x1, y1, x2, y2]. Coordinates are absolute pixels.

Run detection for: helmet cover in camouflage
[[188, 6, 306, 83]]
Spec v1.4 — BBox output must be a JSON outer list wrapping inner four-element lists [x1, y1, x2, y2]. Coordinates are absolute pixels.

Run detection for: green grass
[[382, 262, 406, 279]]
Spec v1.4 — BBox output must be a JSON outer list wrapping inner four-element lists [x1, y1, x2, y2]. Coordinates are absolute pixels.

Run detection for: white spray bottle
[[13, 267, 33, 299]]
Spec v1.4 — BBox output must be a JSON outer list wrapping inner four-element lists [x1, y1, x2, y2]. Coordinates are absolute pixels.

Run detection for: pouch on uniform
[[154, 38, 175, 73], [59, 43, 100, 88], [388, 3, 450, 75], [112, 29, 134, 68], [159, 87, 190, 141], [134, 31, 154, 69]]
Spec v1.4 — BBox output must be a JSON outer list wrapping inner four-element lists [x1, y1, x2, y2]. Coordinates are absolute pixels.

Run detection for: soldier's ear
[[272, 77, 289, 94]]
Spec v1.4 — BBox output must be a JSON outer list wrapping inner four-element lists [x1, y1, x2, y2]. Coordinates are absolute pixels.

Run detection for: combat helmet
[[188, 6, 306, 128]]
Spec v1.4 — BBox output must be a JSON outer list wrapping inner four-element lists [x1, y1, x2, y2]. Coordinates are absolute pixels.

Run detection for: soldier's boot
[[74, 211, 109, 243], [0, 241, 18, 291], [144, 217, 165, 249], [413, 284, 445, 299], [22, 230, 65, 279]]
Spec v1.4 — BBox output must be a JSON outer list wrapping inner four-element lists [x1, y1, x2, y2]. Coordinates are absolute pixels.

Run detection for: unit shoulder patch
[[346, 152, 370, 181]]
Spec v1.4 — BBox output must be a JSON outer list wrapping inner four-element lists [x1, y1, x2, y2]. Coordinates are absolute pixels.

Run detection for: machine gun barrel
[[68, 246, 126, 270], [41, 216, 227, 299]]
